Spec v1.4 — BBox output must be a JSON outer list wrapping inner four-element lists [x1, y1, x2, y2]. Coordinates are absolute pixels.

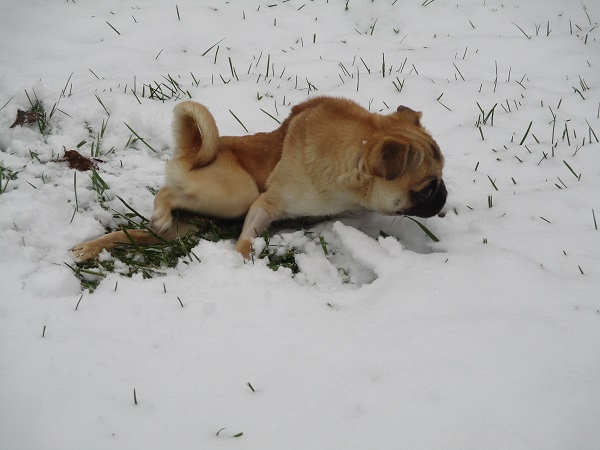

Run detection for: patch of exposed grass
[[23, 95, 49, 135], [67, 209, 303, 291], [67, 216, 223, 292], [257, 232, 300, 274], [0, 164, 19, 195]]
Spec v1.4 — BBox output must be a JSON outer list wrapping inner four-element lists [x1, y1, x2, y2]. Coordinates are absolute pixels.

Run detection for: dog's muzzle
[[402, 179, 447, 218]]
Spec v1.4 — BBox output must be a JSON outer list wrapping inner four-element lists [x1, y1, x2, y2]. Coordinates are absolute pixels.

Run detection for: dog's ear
[[370, 139, 422, 180], [395, 105, 422, 126]]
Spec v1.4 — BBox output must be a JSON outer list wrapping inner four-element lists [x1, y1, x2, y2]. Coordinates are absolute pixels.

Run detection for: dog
[[70, 96, 446, 261]]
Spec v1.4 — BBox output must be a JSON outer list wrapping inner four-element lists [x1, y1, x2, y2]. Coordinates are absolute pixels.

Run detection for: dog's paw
[[70, 241, 103, 262], [150, 208, 173, 234], [235, 239, 253, 259]]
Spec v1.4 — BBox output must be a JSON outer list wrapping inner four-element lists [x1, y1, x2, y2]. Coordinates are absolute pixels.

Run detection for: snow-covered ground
[[1, 1, 599, 448]]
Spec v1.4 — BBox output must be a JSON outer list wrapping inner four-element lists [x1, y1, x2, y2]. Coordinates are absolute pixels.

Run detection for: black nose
[[405, 179, 447, 218], [438, 179, 447, 198]]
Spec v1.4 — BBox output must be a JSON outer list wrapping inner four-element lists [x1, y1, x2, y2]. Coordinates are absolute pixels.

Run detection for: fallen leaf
[[58, 147, 104, 171], [9, 109, 39, 128]]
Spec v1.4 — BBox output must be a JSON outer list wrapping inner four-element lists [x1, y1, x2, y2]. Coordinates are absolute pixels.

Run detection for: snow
[[1, 0, 599, 448]]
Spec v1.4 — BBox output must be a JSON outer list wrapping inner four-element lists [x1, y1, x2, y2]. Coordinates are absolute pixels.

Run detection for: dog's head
[[363, 105, 446, 218]]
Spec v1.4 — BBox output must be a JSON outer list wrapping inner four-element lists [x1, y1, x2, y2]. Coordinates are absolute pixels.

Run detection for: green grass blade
[[405, 216, 439, 242]]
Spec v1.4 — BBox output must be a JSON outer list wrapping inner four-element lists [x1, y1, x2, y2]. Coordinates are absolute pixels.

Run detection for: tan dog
[[71, 96, 446, 261]]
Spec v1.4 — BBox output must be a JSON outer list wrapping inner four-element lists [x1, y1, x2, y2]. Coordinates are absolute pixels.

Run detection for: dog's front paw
[[70, 241, 103, 262], [235, 239, 253, 259]]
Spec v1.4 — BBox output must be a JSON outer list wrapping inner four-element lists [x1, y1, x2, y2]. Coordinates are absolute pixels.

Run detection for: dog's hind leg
[[70, 222, 197, 262], [151, 152, 260, 233]]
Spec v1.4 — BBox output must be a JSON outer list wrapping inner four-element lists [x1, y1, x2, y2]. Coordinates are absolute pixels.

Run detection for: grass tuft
[[0, 164, 19, 195], [23, 92, 50, 134], [257, 229, 300, 274], [392, 77, 405, 92]]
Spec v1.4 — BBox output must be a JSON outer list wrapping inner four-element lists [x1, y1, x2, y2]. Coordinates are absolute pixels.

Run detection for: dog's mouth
[[400, 179, 447, 218]]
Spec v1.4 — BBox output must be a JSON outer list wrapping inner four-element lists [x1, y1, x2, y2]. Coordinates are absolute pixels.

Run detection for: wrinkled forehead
[[398, 124, 444, 165], [421, 137, 443, 164]]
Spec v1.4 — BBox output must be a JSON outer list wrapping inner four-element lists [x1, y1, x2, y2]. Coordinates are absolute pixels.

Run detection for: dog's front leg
[[235, 202, 275, 258]]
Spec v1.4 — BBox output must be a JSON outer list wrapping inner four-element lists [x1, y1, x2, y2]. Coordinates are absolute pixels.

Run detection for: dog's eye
[[414, 180, 437, 202], [417, 187, 433, 201]]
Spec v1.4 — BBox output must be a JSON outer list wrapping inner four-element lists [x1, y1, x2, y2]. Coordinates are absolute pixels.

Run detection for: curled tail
[[172, 101, 219, 169]]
